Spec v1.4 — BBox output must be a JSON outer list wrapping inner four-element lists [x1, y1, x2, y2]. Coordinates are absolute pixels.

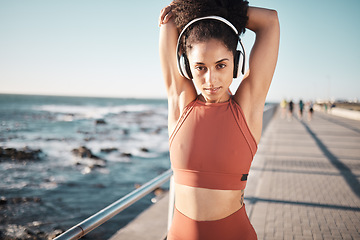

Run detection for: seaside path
[[247, 109, 360, 239], [110, 108, 360, 240]]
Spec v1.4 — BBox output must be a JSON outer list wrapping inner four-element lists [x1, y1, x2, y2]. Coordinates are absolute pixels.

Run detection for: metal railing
[[54, 168, 173, 240]]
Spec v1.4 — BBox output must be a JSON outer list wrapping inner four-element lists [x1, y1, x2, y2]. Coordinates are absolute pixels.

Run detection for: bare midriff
[[174, 183, 244, 221]]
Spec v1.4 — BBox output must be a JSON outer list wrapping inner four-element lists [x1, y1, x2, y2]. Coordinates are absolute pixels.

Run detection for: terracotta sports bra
[[169, 97, 257, 190]]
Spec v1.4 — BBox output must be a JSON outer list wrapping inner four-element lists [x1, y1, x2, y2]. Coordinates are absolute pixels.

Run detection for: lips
[[204, 87, 221, 94]]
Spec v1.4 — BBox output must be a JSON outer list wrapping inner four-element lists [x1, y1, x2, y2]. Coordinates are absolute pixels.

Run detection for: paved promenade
[[247, 109, 360, 239], [110, 108, 360, 239]]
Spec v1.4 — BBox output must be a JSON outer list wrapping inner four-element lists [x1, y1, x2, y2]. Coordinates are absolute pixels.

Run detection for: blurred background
[[1, 0, 359, 102]]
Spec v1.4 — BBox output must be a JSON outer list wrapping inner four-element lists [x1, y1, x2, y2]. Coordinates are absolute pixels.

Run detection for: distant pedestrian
[[308, 101, 314, 121], [280, 98, 287, 119], [324, 103, 328, 113], [288, 100, 294, 121], [298, 99, 304, 119]]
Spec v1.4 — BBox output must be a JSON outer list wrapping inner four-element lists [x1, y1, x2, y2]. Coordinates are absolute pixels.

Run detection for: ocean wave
[[34, 104, 167, 120]]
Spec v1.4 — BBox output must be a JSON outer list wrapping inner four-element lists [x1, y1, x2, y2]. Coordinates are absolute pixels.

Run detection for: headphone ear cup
[[233, 50, 245, 78], [179, 54, 187, 78], [180, 54, 192, 79], [233, 51, 241, 78], [239, 52, 245, 75]]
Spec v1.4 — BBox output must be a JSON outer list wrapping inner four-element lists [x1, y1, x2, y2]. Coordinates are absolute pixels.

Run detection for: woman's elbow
[[270, 10, 279, 27]]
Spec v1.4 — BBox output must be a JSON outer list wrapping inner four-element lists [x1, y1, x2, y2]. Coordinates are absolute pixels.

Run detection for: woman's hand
[[158, 4, 174, 27]]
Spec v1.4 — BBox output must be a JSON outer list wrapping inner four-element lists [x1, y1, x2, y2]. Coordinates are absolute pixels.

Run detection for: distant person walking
[[280, 98, 287, 119], [308, 101, 314, 121], [288, 100, 294, 121], [298, 99, 304, 119]]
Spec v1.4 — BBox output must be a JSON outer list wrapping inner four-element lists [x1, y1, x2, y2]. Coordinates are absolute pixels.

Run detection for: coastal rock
[[71, 146, 103, 160], [121, 152, 132, 158], [140, 147, 149, 152], [122, 129, 130, 135], [75, 159, 107, 170], [95, 119, 107, 125], [100, 147, 118, 153], [0, 224, 58, 240], [0, 147, 43, 162], [84, 137, 96, 142], [0, 196, 41, 205], [72, 146, 107, 172], [0, 196, 7, 205]]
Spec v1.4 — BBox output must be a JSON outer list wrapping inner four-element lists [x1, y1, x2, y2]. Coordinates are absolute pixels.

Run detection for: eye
[[216, 63, 226, 69], [195, 66, 207, 71]]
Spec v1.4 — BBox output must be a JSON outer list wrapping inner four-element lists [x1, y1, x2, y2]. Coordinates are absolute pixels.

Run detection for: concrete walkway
[[110, 109, 360, 239], [247, 110, 360, 239]]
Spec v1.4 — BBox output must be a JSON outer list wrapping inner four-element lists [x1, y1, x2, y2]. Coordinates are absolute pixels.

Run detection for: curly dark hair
[[172, 0, 249, 56]]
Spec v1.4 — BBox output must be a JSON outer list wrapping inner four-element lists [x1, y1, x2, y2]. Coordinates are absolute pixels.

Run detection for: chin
[[202, 91, 230, 102], [202, 93, 225, 103]]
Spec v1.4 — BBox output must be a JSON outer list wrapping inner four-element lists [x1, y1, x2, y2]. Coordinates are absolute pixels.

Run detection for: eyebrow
[[194, 58, 230, 65]]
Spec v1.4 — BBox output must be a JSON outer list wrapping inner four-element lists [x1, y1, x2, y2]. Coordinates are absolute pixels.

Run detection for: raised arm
[[159, 6, 197, 134], [235, 6, 280, 143]]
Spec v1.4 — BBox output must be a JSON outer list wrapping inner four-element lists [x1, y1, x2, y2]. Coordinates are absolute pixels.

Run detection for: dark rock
[[0, 196, 7, 205], [100, 148, 118, 153], [140, 127, 151, 132], [0, 147, 44, 162], [71, 146, 103, 160], [72, 147, 107, 172], [0, 196, 41, 206], [84, 137, 96, 142], [9, 197, 41, 204], [92, 162, 106, 168], [95, 119, 106, 125], [25, 228, 36, 236], [121, 152, 132, 158], [0, 224, 55, 240], [140, 147, 149, 152]]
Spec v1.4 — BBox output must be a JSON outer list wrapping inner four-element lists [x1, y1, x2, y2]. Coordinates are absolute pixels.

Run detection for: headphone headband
[[176, 15, 245, 79], [178, 16, 239, 39]]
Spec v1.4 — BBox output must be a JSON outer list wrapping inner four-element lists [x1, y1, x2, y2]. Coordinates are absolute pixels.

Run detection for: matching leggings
[[167, 205, 257, 240]]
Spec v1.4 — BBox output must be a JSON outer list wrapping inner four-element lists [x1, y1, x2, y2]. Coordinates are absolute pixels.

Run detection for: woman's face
[[188, 38, 234, 103]]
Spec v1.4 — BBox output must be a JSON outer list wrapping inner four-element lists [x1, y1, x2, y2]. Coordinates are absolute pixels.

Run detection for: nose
[[204, 69, 215, 85]]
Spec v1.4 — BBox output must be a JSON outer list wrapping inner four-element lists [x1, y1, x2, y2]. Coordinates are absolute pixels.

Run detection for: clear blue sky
[[1, 0, 359, 102]]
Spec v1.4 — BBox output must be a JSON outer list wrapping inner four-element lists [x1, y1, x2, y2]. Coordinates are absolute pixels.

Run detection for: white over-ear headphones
[[176, 15, 245, 80]]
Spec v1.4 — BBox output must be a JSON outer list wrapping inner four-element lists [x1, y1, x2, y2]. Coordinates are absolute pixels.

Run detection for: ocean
[[0, 94, 170, 239]]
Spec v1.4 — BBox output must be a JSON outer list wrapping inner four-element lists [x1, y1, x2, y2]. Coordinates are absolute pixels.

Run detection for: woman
[[159, 0, 279, 239]]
